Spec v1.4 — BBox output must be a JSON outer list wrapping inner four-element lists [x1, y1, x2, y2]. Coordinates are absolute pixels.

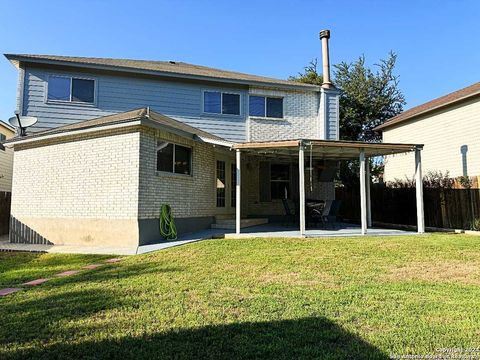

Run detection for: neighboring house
[[376, 82, 480, 186], [0, 121, 15, 192]]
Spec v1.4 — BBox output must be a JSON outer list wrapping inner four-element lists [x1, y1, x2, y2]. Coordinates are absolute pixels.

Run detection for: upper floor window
[[203, 91, 240, 115], [157, 141, 192, 175], [249, 96, 283, 119], [47, 76, 95, 103]]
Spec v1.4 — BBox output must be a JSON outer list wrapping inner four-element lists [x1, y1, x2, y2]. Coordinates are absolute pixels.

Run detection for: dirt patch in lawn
[[385, 261, 480, 285]]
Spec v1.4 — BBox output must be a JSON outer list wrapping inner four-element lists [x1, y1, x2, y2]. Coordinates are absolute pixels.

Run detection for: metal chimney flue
[[319, 29, 334, 89]]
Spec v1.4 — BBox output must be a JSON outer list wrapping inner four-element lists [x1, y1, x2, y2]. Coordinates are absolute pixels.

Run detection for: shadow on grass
[[0, 289, 128, 345], [0, 262, 184, 344], [5, 316, 388, 359]]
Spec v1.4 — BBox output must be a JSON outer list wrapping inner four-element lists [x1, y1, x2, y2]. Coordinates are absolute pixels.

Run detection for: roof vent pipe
[[319, 29, 334, 89]]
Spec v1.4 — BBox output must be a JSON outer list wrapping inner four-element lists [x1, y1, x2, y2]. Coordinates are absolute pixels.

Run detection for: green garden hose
[[159, 204, 177, 240]]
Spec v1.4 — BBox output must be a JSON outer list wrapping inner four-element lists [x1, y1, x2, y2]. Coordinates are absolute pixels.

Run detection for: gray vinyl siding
[[325, 90, 340, 140], [22, 67, 248, 142]]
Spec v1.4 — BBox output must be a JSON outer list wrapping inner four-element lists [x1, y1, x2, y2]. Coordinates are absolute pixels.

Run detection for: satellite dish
[[8, 113, 38, 136]]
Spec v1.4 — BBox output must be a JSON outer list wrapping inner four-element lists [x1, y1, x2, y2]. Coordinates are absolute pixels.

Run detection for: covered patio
[[231, 139, 425, 237]]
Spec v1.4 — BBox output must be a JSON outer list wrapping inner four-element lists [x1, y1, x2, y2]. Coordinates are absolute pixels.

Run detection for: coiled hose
[[159, 204, 177, 240]]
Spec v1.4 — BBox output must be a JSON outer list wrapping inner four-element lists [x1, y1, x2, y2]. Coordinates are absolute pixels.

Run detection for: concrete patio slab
[[0, 223, 419, 256], [0, 288, 22, 296], [224, 223, 416, 239], [22, 278, 49, 286]]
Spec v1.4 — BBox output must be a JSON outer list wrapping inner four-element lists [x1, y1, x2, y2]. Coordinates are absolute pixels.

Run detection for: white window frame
[[156, 141, 193, 177], [202, 90, 241, 116], [248, 95, 284, 119], [46, 75, 97, 105]]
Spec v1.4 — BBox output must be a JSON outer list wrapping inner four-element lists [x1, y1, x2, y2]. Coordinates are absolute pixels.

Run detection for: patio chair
[[321, 200, 342, 229], [282, 199, 298, 226], [307, 200, 325, 227]]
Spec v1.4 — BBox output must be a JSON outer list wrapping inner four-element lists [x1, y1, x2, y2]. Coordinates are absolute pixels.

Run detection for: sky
[[0, 0, 479, 122]]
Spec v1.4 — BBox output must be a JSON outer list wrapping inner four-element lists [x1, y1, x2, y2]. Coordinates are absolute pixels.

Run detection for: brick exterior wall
[[247, 87, 321, 141], [138, 128, 217, 220], [10, 127, 141, 246], [383, 97, 480, 181]]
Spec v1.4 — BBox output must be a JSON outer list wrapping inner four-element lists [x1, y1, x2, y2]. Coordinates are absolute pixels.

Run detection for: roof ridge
[[376, 81, 480, 130], [4, 54, 320, 90]]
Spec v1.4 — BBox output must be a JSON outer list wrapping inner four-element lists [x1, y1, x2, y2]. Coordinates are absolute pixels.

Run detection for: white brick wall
[[138, 128, 217, 219], [248, 87, 320, 141], [11, 128, 140, 219], [383, 97, 480, 181]]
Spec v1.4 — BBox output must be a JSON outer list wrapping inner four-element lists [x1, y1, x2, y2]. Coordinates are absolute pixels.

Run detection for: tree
[[290, 52, 405, 185], [288, 59, 323, 86], [334, 52, 405, 142]]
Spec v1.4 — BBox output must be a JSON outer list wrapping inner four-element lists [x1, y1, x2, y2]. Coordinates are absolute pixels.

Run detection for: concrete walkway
[[0, 229, 230, 256], [0, 257, 123, 298]]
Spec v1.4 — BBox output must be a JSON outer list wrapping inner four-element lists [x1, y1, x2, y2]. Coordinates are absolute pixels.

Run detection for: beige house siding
[[11, 128, 141, 246], [0, 124, 15, 192], [383, 97, 480, 182]]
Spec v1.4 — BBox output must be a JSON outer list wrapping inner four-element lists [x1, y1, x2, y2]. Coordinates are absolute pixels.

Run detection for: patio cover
[[231, 139, 425, 237], [233, 139, 420, 160]]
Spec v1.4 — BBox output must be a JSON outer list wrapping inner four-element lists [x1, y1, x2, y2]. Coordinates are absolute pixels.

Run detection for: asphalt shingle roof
[[375, 82, 480, 130], [4, 108, 225, 144], [5, 54, 319, 90]]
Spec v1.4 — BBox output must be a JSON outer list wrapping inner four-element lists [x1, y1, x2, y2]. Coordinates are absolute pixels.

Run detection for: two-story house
[[3, 31, 425, 249]]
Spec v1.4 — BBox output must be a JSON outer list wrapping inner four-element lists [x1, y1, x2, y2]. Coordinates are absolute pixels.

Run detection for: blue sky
[[0, 0, 479, 122]]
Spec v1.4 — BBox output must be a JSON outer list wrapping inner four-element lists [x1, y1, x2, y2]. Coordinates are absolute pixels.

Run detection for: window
[[216, 161, 226, 207], [0, 133, 5, 151], [270, 164, 290, 199], [231, 163, 236, 207], [47, 76, 95, 103], [249, 96, 283, 118], [156, 141, 192, 175], [204, 91, 240, 115]]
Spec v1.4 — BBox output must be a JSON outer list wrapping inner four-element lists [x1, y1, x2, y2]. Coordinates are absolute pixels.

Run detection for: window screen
[[156, 142, 192, 175], [48, 76, 71, 101], [222, 93, 240, 115], [266, 97, 283, 118], [249, 96, 265, 117], [72, 79, 95, 103], [204, 91, 222, 113]]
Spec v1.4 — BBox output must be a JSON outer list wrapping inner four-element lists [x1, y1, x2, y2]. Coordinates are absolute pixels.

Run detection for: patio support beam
[[366, 158, 372, 227], [415, 147, 425, 233], [236, 149, 241, 235], [359, 150, 368, 235], [299, 143, 306, 237]]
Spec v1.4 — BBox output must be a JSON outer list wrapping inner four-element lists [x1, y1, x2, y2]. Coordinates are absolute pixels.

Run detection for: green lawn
[[1, 234, 480, 359]]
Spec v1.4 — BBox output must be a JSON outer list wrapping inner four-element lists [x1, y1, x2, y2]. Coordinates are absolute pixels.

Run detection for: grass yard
[[1, 234, 480, 359]]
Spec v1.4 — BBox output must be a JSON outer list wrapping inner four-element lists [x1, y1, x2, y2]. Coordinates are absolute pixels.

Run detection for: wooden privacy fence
[[336, 185, 480, 229], [0, 192, 11, 235]]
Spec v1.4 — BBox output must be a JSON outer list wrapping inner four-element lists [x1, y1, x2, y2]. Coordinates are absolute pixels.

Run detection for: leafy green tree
[[290, 52, 405, 185], [334, 52, 405, 142], [288, 59, 323, 86]]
